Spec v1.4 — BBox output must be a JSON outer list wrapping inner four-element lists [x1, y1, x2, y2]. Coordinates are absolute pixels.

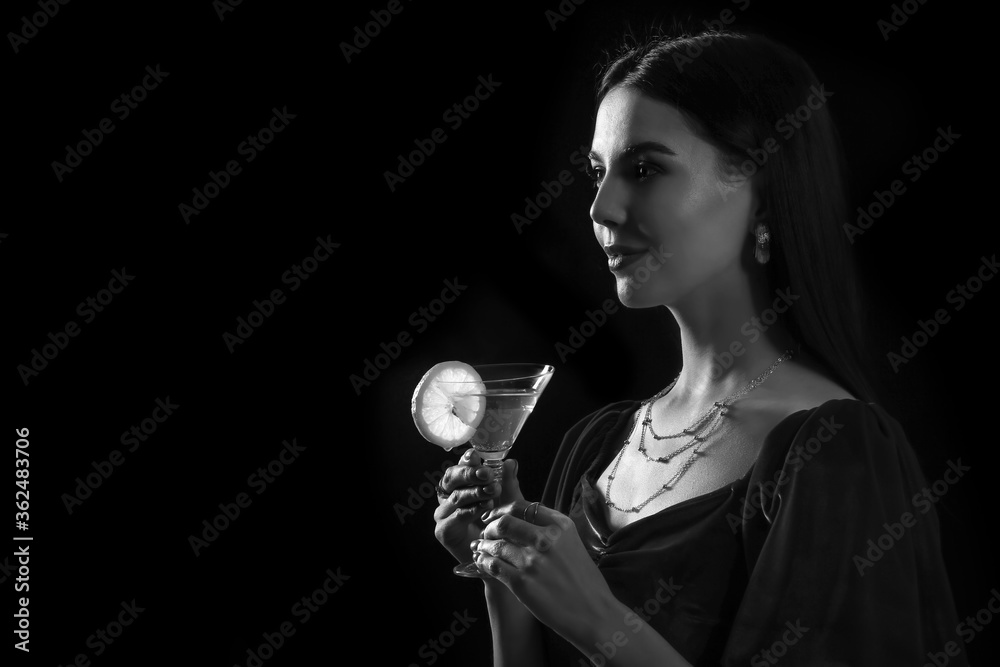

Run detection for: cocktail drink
[[412, 362, 554, 577]]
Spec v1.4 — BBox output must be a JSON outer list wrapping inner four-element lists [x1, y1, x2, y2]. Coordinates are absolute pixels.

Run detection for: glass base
[[453, 561, 491, 578]]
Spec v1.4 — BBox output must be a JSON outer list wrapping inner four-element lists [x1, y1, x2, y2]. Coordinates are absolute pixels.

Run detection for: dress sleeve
[[722, 400, 967, 666]]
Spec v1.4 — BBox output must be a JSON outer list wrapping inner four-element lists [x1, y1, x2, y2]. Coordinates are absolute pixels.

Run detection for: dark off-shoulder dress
[[539, 399, 968, 666]]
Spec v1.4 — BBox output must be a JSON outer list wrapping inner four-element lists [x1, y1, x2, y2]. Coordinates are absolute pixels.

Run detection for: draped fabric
[[538, 399, 967, 666]]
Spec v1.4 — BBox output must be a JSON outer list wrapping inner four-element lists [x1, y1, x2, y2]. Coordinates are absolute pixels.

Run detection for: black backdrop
[[7, 0, 995, 665]]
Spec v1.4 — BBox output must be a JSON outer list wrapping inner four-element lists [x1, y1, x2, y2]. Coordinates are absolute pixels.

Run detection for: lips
[[604, 244, 648, 270], [604, 243, 647, 256]]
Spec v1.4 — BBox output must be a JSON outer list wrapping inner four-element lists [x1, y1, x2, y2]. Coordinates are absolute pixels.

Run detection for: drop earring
[[754, 223, 770, 264]]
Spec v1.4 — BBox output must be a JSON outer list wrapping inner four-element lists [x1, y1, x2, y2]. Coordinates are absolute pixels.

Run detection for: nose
[[590, 175, 626, 231]]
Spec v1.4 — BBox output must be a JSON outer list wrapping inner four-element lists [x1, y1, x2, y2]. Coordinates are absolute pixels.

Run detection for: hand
[[432, 450, 521, 564], [472, 501, 616, 641]]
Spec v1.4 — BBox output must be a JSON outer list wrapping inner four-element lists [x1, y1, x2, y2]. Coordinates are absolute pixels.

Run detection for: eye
[[586, 164, 605, 190], [633, 161, 659, 181]]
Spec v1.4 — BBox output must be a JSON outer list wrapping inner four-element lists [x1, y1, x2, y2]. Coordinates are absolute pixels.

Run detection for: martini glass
[[437, 363, 555, 578]]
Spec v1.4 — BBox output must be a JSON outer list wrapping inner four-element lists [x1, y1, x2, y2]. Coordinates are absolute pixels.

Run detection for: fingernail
[[512, 459, 518, 477], [480, 499, 494, 511], [481, 510, 491, 521], [462, 449, 472, 461], [476, 468, 490, 480], [470, 539, 482, 552], [482, 484, 497, 496]]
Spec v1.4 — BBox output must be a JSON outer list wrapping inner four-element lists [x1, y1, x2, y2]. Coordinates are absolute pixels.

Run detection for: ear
[[714, 159, 754, 205]]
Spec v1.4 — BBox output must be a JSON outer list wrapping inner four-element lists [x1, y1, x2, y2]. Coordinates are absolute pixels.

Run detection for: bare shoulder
[[734, 352, 858, 437], [770, 356, 856, 411]]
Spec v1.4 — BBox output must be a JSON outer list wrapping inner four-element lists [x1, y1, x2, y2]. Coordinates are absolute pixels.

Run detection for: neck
[[665, 266, 796, 405]]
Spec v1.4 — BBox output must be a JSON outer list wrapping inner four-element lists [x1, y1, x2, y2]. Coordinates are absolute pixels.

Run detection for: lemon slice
[[411, 361, 487, 450]]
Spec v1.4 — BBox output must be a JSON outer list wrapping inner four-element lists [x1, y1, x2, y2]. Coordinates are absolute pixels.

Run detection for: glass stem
[[483, 457, 504, 486]]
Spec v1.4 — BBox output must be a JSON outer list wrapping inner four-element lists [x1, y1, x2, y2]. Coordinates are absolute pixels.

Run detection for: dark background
[[6, 0, 994, 664]]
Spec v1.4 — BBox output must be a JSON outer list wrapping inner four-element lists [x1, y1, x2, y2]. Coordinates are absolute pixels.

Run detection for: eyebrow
[[588, 141, 678, 162]]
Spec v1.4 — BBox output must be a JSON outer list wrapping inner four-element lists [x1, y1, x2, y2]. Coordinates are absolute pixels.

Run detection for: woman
[[433, 29, 966, 665]]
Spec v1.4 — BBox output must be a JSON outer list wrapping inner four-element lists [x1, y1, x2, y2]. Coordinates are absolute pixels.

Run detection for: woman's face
[[589, 86, 756, 309]]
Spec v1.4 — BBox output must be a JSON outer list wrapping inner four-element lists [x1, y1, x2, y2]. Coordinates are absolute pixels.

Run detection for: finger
[[434, 480, 496, 515], [433, 497, 493, 522], [472, 550, 509, 581], [442, 482, 502, 508], [480, 511, 543, 548], [476, 500, 518, 523], [481, 499, 537, 525], [439, 463, 493, 494], [498, 459, 525, 503], [482, 502, 568, 550], [472, 537, 522, 572], [484, 501, 563, 528], [453, 499, 493, 518]]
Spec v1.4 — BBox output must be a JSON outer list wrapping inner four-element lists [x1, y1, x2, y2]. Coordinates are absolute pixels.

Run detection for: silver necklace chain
[[605, 349, 794, 514], [645, 350, 794, 441], [640, 349, 793, 461]]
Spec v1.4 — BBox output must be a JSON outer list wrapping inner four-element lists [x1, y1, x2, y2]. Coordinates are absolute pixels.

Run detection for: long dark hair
[[596, 29, 879, 404]]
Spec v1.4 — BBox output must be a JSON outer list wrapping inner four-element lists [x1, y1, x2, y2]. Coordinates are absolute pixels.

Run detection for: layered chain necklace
[[605, 349, 794, 514]]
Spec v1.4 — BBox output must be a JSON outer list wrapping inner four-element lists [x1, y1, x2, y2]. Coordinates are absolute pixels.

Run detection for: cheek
[[671, 177, 749, 261]]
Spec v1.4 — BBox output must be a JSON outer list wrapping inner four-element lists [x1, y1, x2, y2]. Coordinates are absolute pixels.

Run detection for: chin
[[615, 275, 672, 308]]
